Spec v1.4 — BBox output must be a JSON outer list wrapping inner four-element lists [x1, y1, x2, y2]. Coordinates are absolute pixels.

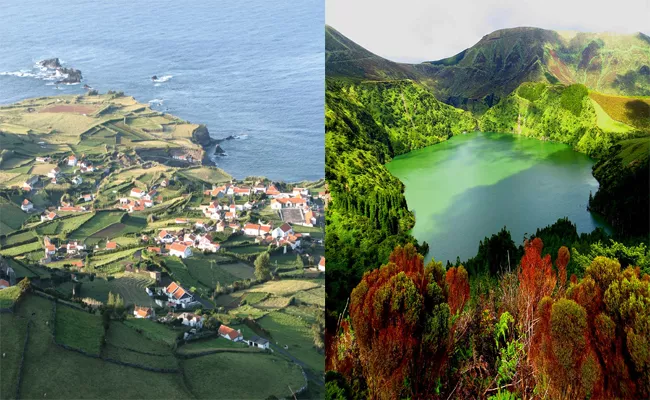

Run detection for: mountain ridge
[[326, 25, 650, 113]]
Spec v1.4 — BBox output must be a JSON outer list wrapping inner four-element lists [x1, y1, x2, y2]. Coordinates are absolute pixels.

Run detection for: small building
[[218, 325, 243, 342], [244, 223, 261, 236], [0, 279, 10, 289], [68, 155, 78, 166], [165, 282, 194, 305], [133, 306, 154, 319], [47, 167, 60, 179], [21, 199, 33, 212], [272, 223, 293, 239], [148, 270, 161, 281], [80, 193, 93, 202], [246, 335, 270, 350], [71, 176, 83, 186], [196, 236, 220, 253], [169, 243, 192, 259], [105, 241, 118, 250], [41, 211, 57, 222], [158, 230, 175, 244], [179, 312, 204, 329], [130, 188, 144, 198], [318, 256, 326, 272]]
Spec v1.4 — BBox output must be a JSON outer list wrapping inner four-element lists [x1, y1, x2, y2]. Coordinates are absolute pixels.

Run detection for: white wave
[[153, 83, 161, 87], [233, 134, 249, 140], [0, 71, 38, 78], [148, 98, 164, 106], [152, 74, 173, 83]]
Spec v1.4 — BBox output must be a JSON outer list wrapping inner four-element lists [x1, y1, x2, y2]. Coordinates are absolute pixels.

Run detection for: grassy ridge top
[[326, 26, 650, 112], [0, 93, 204, 163]]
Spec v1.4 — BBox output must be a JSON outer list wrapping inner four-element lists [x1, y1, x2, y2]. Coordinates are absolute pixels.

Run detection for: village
[[0, 93, 326, 398]]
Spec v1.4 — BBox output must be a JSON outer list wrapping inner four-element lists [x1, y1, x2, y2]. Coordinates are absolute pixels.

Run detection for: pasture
[[77, 275, 154, 306], [182, 352, 305, 399], [257, 308, 324, 373], [55, 305, 104, 355]]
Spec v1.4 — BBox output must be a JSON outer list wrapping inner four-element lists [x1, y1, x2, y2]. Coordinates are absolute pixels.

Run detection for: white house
[[233, 187, 251, 197], [41, 211, 57, 222], [196, 236, 220, 253], [158, 230, 175, 244], [65, 241, 86, 255], [244, 223, 261, 236], [318, 256, 326, 272], [80, 193, 93, 202], [71, 176, 83, 186], [292, 187, 309, 197], [23, 175, 39, 190], [133, 306, 153, 319], [130, 188, 144, 198], [68, 155, 78, 166], [169, 242, 192, 259], [179, 312, 204, 329], [218, 325, 243, 342], [165, 282, 194, 305], [21, 199, 33, 212], [245, 335, 270, 350], [272, 223, 293, 239], [47, 167, 60, 179]]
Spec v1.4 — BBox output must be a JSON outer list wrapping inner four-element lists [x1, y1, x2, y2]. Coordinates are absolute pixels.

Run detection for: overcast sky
[[326, 0, 650, 63]]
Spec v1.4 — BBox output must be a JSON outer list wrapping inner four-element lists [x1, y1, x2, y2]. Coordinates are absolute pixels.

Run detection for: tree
[[445, 265, 470, 315], [348, 243, 451, 399], [296, 254, 304, 273], [254, 252, 271, 281]]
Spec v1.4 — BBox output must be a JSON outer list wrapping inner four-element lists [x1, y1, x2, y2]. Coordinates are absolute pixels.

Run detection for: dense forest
[[326, 234, 650, 399], [325, 78, 475, 315]]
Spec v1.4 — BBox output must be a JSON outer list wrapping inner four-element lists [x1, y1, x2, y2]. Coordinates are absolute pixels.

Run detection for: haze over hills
[[326, 25, 650, 112]]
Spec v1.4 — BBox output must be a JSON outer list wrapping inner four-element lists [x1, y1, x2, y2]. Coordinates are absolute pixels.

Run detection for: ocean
[[0, 0, 324, 182]]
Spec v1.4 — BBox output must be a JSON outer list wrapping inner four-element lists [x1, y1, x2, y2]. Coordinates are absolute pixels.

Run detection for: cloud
[[326, 0, 650, 62]]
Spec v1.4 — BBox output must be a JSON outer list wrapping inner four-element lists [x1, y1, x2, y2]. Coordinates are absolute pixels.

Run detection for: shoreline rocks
[[37, 58, 83, 84]]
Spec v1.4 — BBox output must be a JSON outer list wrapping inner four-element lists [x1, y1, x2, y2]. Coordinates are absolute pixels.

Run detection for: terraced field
[[78, 275, 154, 306]]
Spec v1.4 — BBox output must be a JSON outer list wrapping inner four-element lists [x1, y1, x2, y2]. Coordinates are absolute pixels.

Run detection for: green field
[[36, 212, 95, 236], [77, 275, 154, 306], [1, 231, 37, 247], [162, 256, 211, 296], [0, 241, 42, 257], [182, 352, 305, 399], [69, 211, 124, 239], [257, 308, 323, 374], [177, 336, 249, 353], [0, 286, 22, 308], [0, 199, 29, 236], [183, 254, 250, 287], [122, 318, 183, 347], [55, 305, 104, 355]]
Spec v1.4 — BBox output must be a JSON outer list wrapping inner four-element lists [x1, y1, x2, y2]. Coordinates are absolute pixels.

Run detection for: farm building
[[133, 306, 153, 319], [218, 325, 243, 342], [246, 336, 270, 350], [21, 199, 33, 212]]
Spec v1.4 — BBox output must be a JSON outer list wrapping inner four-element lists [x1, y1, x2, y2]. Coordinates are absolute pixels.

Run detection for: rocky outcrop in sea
[[37, 58, 83, 84]]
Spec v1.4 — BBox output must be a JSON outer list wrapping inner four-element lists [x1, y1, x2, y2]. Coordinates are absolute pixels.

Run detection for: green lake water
[[386, 132, 610, 263]]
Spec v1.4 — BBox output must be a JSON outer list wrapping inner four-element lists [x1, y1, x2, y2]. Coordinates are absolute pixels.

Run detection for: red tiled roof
[[169, 243, 188, 253], [218, 325, 241, 341], [22, 199, 31, 205], [166, 282, 179, 294], [0, 279, 10, 287], [319, 256, 325, 267], [106, 241, 118, 250], [280, 223, 292, 232]]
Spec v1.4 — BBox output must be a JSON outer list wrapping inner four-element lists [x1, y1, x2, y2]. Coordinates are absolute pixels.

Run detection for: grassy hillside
[[589, 137, 650, 236], [479, 82, 650, 158], [326, 26, 650, 113]]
